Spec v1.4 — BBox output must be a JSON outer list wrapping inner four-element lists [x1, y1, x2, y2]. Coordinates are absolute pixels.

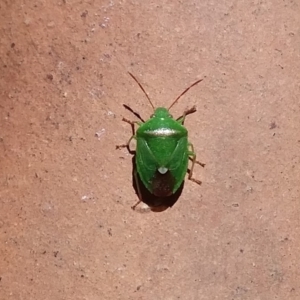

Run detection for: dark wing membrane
[[151, 170, 175, 197]]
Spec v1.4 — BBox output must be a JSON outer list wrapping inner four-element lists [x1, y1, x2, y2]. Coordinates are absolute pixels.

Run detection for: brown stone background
[[1, 1, 300, 299]]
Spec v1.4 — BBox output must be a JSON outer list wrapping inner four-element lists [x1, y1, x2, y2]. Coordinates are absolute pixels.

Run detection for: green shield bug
[[117, 73, 205, 210]]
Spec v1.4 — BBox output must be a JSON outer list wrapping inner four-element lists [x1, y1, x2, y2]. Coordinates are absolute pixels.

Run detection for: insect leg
[[116, 134, 135, 151], [131, 169, 142, 210], [188, 143, 205, 167], [123, 104, 145, 123], [122, 118, 141, 135], [116, 118, 140, 151], [176, 106, 197, 124], [187, 143, 205, 185]]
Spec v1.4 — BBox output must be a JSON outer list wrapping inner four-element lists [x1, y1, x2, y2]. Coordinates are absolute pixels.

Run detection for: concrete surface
[[1, 0, 300, 299]]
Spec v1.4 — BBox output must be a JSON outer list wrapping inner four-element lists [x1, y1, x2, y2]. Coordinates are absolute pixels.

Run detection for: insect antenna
[[168, 78, 203, 111], [123, 104, 145, 122], [128, 72, 155, 111]]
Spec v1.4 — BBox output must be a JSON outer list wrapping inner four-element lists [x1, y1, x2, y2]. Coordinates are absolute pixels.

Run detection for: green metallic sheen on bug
[[117, 73, 205, 209]]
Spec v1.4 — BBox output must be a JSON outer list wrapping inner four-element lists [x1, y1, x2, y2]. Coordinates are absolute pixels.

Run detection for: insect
[[117, 72, 205, 210]]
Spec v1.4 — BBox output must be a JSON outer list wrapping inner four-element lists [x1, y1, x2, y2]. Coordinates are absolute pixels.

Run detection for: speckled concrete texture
[[1, 1, 300, 299]]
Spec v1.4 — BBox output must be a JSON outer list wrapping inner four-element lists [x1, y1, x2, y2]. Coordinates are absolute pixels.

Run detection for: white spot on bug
[[146, 128, 178, 136], [158, 167, 168, 174]]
